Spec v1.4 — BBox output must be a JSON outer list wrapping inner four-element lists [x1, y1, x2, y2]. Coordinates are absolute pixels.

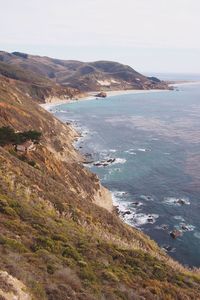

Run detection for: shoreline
[[40, 88, 170, 110], [169, 80, 200, 87], [40, 80, 200, 111]]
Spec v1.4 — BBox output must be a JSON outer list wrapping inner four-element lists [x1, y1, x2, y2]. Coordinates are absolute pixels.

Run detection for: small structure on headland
[[95, 92, 107, 98], [16, 140, 36, 153]]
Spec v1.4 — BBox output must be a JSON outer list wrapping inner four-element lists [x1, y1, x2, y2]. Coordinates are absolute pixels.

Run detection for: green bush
[[0, 126, 41, 146], [62, 244, 82, 261], [33, 237, 55, 252], [0, 235, 28, 253]]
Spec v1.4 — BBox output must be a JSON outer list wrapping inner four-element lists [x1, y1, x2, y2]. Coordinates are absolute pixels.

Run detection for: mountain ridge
[[0, 51, 169, 97]]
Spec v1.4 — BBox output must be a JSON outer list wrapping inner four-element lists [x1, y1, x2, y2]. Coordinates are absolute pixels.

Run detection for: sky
[[0, 0, 200, 74]]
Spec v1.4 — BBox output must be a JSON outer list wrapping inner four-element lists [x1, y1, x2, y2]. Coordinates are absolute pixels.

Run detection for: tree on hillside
[[0, 126, 42, 146]]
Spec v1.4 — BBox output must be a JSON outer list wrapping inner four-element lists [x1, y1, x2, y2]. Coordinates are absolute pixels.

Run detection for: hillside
[[0, 59, 80, 104], [0, 51, 169, 93], [0, 74, 200, 299]]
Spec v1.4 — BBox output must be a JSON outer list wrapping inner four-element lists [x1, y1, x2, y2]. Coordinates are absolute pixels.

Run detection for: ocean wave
[[124, 149, 137, 155], [173, 216, 185, 222], [177, 223, 195, 232], [132, 213, 159, 226], [162, 245, 176, 253], [111, 191, 159, 227], [112, 158, 127, 165], [137, 148, 151, 152], [110, 149, 117, 153], [194, 232, 200, 239], [140, 195, 154, 201], [163, 197, 190, 206]]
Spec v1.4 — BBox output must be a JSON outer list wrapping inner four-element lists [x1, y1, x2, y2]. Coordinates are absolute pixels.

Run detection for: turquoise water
[[52, 83, 200, 267]]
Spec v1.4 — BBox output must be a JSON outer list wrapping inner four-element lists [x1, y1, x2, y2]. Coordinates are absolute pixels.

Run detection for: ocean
[[51, 80, 200, 267]]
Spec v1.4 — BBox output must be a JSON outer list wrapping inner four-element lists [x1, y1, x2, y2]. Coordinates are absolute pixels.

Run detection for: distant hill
[[0, 51, 169, 94]]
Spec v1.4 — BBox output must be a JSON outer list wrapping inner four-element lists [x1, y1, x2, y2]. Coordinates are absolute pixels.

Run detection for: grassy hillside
[[0, 60, 80, 103], [0, 51, 169, 92], [0, 76, 200, 299]]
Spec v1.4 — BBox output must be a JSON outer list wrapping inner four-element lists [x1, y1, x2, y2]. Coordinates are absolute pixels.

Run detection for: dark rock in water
[[147, 216, 154, 223], [170, 229, 182, 239], [181, 224, 189, 231], [121, 210, 132, 217], [94, 158, 115, 167], [107, 158, 116, 163], [132, 201, 140, 206], [84, 161, 94, 164], [176, 199, 186, 205], [161, 224, 169, 230], [102, 163, 109, 167], [96, 92, 107, 98], [163, 245, 175, 252], [94, 162, 102, 167]]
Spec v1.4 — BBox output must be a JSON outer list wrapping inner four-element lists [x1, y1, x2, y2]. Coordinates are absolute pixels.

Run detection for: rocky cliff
[[0, 70, 200, 299]]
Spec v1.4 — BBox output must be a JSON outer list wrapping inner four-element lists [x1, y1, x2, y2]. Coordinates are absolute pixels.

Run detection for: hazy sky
[[0, 0, 200, 73]]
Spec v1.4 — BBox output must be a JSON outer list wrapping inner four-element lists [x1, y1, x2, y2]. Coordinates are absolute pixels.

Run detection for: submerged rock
[[176, 198, 187, 205], [161, 224, 169, 230], [94, 157, 116, 167], [170, 229, 182, 239], [162, 245, 176, 253], [121, 210, 132, 217], [147, 215, 154, 223]]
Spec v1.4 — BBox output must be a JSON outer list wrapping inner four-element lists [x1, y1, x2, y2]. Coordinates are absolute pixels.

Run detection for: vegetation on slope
[[0, 76, 200, 300], [0, 126, 41, 146], [0, 51, 169, 92], [0, 61, 80, 103]]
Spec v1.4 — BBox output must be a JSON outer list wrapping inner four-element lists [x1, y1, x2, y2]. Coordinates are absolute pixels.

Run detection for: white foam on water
[[194, 232, 200, 239], [137, 148, 147, 152], [155, 224, 169, 230], [112, 158, 127, 165], [163, 197, 190, 206], [132, 213, 159, 226], [130, 201, 143, 207], [140, 195, 154, 201], [125, 149, 137, 155], [174, 216, 185, 222], [179, 223, 195, 232], [110, 149, 117, 153], [162, 245, 176, 253]]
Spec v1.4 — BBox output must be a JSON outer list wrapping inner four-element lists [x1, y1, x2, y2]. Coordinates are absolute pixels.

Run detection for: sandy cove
[[40, 88, 170, 110]]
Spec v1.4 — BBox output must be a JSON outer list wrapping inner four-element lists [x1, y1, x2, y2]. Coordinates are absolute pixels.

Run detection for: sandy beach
[[40, 88, 170, 110], [169, 81, 200, 87]]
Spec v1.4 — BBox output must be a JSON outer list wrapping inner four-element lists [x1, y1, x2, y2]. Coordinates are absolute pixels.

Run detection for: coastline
[[39, 83, 200, 267], [40, 88, 170, 110], [40, 87, 171, 219], [169, 80, 200, 87]]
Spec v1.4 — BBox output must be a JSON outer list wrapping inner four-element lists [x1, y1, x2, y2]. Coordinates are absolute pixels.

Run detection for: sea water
[[52, 82, 200, 267]]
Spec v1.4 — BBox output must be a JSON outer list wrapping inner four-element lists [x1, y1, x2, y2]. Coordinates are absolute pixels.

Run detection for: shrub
[[0, 236, 28, 253], [33, 237, 55, 252], [62, 244, 81, 261], [0, 126, 18, 146], [0, 126, 42, 147]]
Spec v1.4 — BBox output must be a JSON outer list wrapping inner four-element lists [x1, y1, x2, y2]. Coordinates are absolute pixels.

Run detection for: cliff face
[[0, 76, 200, 300]]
